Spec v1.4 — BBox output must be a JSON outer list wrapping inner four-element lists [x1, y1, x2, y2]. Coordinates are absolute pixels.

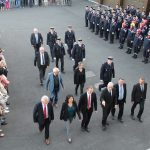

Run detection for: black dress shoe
[[131, 115, 135, 120], [84, 128, 90, 133], [61, 71, 65, 74], [106, 122, 109, 126], [137, 117, 143, 123], [1, 122, 8, 126], [118, 119, 124, 123], [6, 102, 10, 105], [81, 127, 85, 132], [102, 126, 107, 131]]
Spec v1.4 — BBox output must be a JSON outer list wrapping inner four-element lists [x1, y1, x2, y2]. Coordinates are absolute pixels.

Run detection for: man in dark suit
[[100, 82, 117, 131], [113, 78, 127, 122], [131, 77, 147, 122], [47, 27, 57, 62], [34, 47, 50, 85], [64, 25, 76, 58], [30, 28, 43, 56], [33, 95, 54, 145], [78, 86, 97, 132], [99, 56, 115, 91]]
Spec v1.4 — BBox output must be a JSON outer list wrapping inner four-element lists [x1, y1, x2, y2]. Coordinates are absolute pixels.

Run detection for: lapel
[[39, 102, 44, 116]]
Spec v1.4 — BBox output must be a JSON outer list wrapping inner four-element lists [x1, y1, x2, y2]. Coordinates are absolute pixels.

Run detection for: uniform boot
[[128, 49, 132, 54], [144, 58, 148, 64], [126, 48, 130, 53]]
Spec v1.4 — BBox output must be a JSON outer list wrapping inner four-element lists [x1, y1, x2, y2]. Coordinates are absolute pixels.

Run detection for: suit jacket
[[60, 101, 81, 121], [34, 51, 50, 68], [78, 92, 97, 113], [33, 102, 54, 125], [46, 73, 64, 99], [30, 33, 43, 46], [131, 83, 147, 102], [100, 88, 117, 108], [74, 68, 86, 84], [114, 83, 127, 103]]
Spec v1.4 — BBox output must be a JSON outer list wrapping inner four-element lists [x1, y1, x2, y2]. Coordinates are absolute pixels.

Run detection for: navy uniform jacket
[[85, 10, 89, 20], [65, 30, 76, 46], [110, 22, 116, 33], [143, 37, 150, 51], [47, 31, 57, 46], [95, 14, 100, 25], [104, 19, 110, 31], [88, 11, 92, 22], [119, 28, 127, 40], [127, 29, 136, 41], [133, 34, 143, 48], [72, 44, 85, 62], [90, 13, 96, 23], [99, 17, 105, 30], [53, 43, 66, 58], [116, 20, 122, 32], [100, 62, 115, 82]]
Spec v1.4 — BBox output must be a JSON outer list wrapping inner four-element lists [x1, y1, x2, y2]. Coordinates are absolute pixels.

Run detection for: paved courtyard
[[0, 0, 150, 149]]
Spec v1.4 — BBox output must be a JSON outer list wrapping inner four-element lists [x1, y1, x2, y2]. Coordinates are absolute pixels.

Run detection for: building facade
[[97, 0, 150, 15]]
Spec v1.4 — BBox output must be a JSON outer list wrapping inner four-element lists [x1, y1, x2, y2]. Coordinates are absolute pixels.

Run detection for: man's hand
[[115, 105, 117, 109], [102, 100, 105, 106], [72, 59, 74, 61], [83, 58, 86, 61]]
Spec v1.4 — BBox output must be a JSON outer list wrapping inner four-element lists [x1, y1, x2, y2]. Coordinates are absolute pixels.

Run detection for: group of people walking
[[85, 4, 150, 63], [30, 27, 148, 145]]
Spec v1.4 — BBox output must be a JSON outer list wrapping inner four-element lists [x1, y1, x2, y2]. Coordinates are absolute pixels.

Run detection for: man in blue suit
[[46, 67, 64, 108]]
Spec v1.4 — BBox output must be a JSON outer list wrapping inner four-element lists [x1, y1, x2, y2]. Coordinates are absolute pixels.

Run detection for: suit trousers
[[34, 44, 41, 56], [110, 32, 114, 43], [111, 100, 125, 119], [85, 18, 88, 27], [39, 118, 50, 139], [81, 108, 93, 129], [102, 105, 111, 126], [75, 83, 84, 95], [104, 31, 109, 40], [56, 57, 64, 71], [49, 45, 54, 60], [131, 100, 145, 118], [67, 44, 73, 57], [38, 65, 46, 83]]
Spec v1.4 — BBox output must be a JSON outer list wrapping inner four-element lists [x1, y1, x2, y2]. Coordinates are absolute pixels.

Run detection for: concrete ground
[[0, 0, 150, 149]]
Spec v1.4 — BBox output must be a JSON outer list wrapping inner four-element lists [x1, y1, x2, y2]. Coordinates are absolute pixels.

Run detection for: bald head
[[41, 95, 49, 105], [33, 28, 38, 34], [39, 47, 45, 53], [107, 82, 114, 91], [53, 67, 59, 75]]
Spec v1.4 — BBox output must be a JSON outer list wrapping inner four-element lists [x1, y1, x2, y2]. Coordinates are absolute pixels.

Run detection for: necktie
[[44, 104, 46, 120], [87, 94, 91, 110], [120, 85, 123, 99], [42, 54, 45, 65]]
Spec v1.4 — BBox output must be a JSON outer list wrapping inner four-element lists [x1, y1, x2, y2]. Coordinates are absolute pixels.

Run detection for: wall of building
[[95, 0, 150, 14]]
